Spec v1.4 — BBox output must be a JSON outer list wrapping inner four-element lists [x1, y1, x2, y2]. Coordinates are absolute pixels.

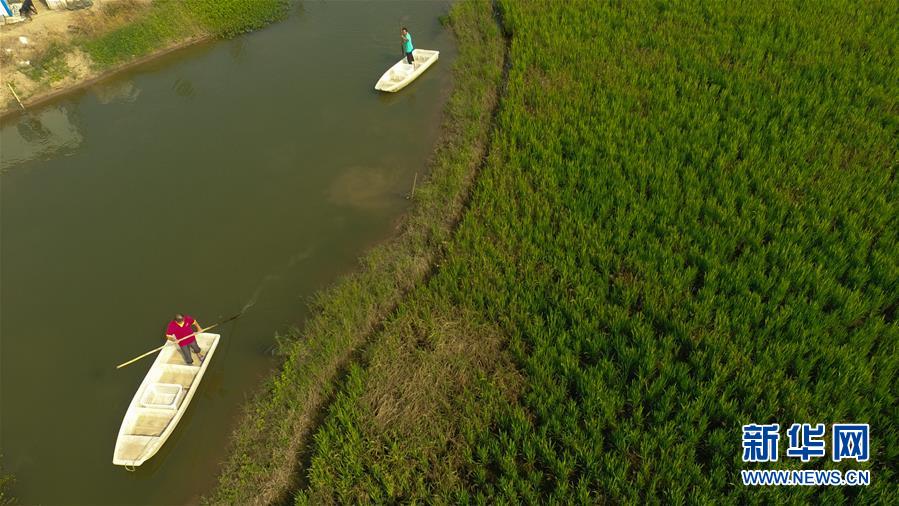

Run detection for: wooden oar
[[115, 312, 243, 369]]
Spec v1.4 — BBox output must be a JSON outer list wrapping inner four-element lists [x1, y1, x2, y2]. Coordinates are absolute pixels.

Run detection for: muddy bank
[[1, 35, 207, 121], [1, 1, 151, 117], [0, 0, 287, 118]]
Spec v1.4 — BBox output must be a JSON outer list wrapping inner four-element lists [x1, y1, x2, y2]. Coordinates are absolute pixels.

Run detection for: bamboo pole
[[115, 312, 242, 369], [7, 82, 25, 110]]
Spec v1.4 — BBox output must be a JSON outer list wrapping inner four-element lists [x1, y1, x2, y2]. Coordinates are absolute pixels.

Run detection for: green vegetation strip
[[297, 0, 897, 503], [204, 0, 506, 503], [0, 463, 11, 506], [83, 0, 289, 69], [20, 42, 71, 83]]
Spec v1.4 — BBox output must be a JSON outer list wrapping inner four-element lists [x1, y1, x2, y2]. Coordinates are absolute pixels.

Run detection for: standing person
[[165, 313, 205, 365], [402, 27, 414, 64], [20, 0, 38, 18]]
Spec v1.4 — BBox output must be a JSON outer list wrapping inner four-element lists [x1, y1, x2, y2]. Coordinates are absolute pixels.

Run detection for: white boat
[[374, 49, 439, 92], [112, 333, 220, 467]]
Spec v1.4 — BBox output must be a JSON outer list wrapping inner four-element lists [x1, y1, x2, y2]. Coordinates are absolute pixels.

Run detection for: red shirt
[[166, 315, 196, 346]]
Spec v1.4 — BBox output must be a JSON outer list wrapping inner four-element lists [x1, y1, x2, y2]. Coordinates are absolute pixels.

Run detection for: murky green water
[[0, 2, 455, 504]]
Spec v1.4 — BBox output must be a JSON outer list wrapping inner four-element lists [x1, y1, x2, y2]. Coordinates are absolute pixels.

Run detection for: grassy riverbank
[[205, 0, 506, 503], [291, 0, 897, 503], [1, 0, 288, 115], [0, 467, 11, 506], [82, 0, 288, 68]]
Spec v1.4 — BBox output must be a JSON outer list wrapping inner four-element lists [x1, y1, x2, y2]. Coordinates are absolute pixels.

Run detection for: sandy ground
[[0, 0, 149, 114]]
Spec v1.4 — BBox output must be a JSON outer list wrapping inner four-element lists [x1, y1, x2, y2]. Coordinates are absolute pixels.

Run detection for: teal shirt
[[403, 33, 414, 53]]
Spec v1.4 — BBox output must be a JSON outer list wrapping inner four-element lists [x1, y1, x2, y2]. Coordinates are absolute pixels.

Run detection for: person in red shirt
[[165, 313, 205, 365]]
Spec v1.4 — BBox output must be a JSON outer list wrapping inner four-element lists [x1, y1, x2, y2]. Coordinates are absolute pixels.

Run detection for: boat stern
[[112, 435, 157, 467]]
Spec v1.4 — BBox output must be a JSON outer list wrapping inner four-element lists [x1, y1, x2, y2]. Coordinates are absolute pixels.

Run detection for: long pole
[[115, 312, 242, 369], [7, 82, 25, 110], [399, 17, 405, 59]]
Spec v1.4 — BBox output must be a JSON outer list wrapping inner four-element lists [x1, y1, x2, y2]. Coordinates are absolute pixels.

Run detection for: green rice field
[[290, 0, 898, 503]]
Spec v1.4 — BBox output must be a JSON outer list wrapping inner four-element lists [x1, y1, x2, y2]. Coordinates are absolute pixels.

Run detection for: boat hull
[[374, 49, 439, 92], [112, 333, 220, 467]]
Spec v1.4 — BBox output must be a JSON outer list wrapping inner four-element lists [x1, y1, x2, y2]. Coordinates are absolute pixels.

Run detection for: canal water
[[0, 1, 456, 504]]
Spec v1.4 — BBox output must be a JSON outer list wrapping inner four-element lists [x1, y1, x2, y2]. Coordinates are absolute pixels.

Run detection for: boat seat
[[140, 383, 184, 409]]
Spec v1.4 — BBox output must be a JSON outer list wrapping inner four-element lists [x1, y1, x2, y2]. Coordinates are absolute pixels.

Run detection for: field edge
[[203, 0, 507, 504]]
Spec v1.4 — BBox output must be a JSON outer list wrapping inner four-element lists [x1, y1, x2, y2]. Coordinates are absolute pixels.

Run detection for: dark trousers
[[178, 342, 201, 364], [406, 52, 414, 64], [21, 0, 37, 15]]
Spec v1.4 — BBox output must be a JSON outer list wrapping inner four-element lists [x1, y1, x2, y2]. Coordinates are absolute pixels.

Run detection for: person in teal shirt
[[402, 27, 414, 64]]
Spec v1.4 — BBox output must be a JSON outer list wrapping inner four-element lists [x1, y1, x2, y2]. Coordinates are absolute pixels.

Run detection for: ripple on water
[[172, 77, 196, 99], [0, 106, 83, 172]]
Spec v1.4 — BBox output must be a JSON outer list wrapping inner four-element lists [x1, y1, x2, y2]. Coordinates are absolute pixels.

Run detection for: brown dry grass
[[302, 306, 523, 504], [360, 310, 523, 436]]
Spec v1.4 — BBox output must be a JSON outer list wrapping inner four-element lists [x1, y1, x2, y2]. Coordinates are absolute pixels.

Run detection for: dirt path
[[0, 0, 149, 114], [2, 3, 98, 42]]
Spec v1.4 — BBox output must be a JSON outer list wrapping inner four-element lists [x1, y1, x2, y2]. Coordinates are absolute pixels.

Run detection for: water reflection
[[16, 115, 53, 142], [228, 38, 247, 63], [92, 79, 142, 104], [0, 105, 83, 171]]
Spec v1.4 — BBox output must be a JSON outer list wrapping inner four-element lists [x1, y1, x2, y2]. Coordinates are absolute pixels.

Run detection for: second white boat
[[374, 49, 439, 92]]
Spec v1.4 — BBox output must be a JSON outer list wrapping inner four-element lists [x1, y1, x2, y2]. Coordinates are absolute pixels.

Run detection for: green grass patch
[[82, 0, 288, 69], [189, 0, 290, 37], [297, 0, 898, 503], [0, 459, 13, 506], [21, 42, 71, 83]]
